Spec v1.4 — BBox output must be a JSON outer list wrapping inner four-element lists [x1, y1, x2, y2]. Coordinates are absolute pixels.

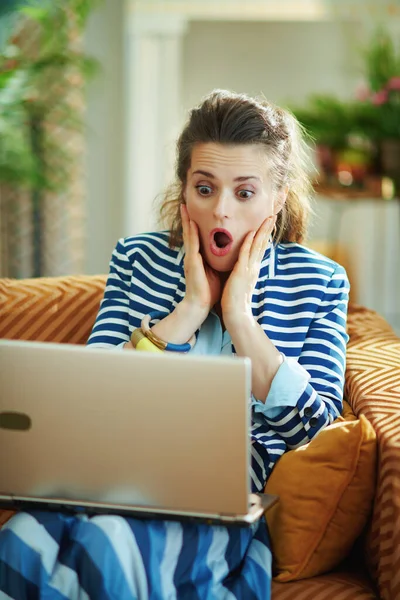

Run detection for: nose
[[212, 190, 231, 220]]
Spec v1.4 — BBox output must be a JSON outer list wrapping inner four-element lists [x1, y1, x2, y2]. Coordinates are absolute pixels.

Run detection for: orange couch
[[1, 274, 400, 600]]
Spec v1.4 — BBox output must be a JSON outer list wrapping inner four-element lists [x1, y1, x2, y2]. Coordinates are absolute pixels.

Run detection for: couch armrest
[[345, 304, 400, 600], [0, 275, 107, 344]]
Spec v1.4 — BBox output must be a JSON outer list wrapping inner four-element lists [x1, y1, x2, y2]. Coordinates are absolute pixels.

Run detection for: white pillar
[[124, 12, 188, 236]]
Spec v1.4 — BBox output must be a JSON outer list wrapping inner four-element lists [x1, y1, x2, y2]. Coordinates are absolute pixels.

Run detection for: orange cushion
[[264, 401, 377, 581]]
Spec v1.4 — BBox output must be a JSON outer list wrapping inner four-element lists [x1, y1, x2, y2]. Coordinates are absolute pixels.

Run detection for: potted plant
[[291, 26, 400, 193], [354, 27, 400, 188], [0, 0, 99, 277], [291, 95, 373, 187]]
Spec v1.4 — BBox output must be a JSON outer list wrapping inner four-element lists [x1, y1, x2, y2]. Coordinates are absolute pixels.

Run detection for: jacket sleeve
[[87, 239, 132, 348], [258, 264, 350, 449]]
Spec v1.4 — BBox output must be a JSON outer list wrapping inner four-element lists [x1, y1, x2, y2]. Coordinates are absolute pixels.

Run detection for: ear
[[273, 185, 289, 215]]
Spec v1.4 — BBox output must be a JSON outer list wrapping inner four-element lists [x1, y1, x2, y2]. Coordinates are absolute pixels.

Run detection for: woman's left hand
[[221, 216, 276, 328]]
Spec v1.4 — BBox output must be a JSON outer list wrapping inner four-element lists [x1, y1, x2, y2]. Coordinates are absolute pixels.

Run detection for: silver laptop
[[0, 339, 277, 525]]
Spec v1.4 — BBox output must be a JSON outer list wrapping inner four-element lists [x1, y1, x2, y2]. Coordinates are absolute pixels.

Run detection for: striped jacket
[[87, 231, 350, 491]]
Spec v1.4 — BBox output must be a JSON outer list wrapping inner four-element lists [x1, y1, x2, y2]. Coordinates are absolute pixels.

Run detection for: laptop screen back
[[0, 340, 252, 518]]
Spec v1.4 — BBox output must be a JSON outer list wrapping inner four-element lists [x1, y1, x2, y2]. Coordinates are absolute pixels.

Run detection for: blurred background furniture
[[307, 193, 400, 334]]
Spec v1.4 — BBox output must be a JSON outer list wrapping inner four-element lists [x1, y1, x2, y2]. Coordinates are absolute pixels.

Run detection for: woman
[[0, 90, 349, 599]]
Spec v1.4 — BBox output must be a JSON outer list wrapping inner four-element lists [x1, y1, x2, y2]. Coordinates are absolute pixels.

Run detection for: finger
[[189, 219, 200, 256], [238, 230, 256, 267], [180, 203, 189, 232], [251, 216, 275, 263], [180, 204, 190, 251]]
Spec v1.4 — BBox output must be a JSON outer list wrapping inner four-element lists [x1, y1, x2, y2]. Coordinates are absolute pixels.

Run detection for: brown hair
[[158, 89, 314, 247]]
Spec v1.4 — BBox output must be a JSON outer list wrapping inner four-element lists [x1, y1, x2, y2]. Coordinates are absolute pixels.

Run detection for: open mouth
[[210, 228, 233, 257]]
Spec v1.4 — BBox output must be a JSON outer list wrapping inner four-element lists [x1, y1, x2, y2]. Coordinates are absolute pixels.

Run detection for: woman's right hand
[[180, 203, 221, 319], [125, 205, 220, 350]]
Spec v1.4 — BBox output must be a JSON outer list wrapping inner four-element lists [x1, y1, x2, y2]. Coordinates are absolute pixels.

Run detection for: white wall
[[181, 20, 362, 112], [84, 0, 125, 275]]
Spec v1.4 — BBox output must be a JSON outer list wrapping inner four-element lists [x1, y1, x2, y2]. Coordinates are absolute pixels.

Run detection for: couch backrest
[[0, 275, 107, 344], [345, 303, 400, 600], [0, 276, 395, 346]]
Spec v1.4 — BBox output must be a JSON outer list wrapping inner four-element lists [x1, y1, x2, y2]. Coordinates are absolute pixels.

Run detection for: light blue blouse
[[190, 311, 311, 418]]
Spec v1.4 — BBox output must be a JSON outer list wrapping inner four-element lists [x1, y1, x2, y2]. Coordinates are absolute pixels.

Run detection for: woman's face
[[184, 142, 280, 272]]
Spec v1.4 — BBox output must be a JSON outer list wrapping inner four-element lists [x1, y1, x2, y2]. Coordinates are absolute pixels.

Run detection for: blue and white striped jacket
[[87, 231, 350, 491]]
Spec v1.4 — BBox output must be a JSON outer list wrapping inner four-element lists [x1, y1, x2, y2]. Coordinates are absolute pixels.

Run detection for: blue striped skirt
[[0, 510, 272, 599]]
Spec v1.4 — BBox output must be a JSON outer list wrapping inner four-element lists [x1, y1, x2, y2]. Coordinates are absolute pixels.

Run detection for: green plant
[[0, 0, 100, 276], [354, 27, 400, 140], [363, 26, 400, 93], [290, 24, 400, 188], [291, 95, 356, 150]]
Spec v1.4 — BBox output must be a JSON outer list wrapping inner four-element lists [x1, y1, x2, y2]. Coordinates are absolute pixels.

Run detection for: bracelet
[[141, 311, 196, 353], [130, 328, 163, 353]]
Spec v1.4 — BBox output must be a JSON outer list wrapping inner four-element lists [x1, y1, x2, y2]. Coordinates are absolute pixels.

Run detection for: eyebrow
[[192, 170, 261, 182]]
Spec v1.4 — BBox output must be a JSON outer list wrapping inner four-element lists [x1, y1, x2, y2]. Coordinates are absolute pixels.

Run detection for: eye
[[237, 189, 254, 200], [195, 185, 213, 196]]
